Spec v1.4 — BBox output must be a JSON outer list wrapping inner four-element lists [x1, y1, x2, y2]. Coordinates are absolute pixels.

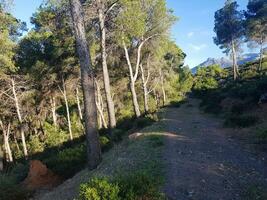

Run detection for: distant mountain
[[192, 51, 265, 74]]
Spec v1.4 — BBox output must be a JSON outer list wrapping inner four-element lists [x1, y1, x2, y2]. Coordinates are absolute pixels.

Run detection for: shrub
[[118, 171, 164, 200], [27, 135, 45, 154], [100, 136, 113, 152], [0, 174, 29, 200], [43, 122, 68, 148], [111, 129, 125, 142], [224, 115, 259, 128], [44, 143, 87, 178], [79, 178, 120, 200], [149, 136, 164, 147]]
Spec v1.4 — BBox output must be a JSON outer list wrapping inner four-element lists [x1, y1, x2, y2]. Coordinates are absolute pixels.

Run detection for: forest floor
[[34, 98, 267, 200], [162, 98, 267, 200]]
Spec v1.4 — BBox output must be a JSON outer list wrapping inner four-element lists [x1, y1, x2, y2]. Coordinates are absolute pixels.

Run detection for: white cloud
[[189, 43, 208, 51], [187, 32, 194, 38]]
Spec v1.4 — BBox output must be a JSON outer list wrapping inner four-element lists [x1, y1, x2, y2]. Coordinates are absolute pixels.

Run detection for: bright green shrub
[[43, 122, 68, 148], [27, 135, 44, 154], [79, 178, 120, 200]]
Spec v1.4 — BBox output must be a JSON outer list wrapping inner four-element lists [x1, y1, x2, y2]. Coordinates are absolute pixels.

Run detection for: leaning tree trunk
[[69, 0, 101, 169], [97, 2, 116, 128], [95, 80, 107, 129], [123, 42, 141, 117], [11, 78, 28, 157], [61, 79, 73, 140]]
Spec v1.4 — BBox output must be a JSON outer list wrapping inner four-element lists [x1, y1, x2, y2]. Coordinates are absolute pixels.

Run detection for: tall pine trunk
[[11, 78, 28, 157], [97, 1, 116, 128], [69, 0, 101, 169]]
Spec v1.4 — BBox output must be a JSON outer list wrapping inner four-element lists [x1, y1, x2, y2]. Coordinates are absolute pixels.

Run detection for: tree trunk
[[11, 78, 28, 157], [0, 145, 3, 171], [160, 69, 166, 105], [95, 80, 107, 129], [61, 79, 73, 140], [140, 63, 149, 113], [123, 42, 141, 117], [0, 121, 13, 163], [69, 0, 101, 169], [231, 40, 238, 81], [51, 97, 57, 127], [76, 87, 83, 121], [97, 1, 116, 128]]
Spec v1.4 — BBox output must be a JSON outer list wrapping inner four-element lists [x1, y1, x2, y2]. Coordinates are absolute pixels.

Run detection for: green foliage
[[79, 171, 165, 200], [193, 65, 226, 91], [224, 115, 259, 128], [0, 174, 29, 200], [213, 0, 244, 54], [44, 143, 87, 178], [27, 135, 45, 154], [43, 122, 68, 148], [79, 178, 120, 200]]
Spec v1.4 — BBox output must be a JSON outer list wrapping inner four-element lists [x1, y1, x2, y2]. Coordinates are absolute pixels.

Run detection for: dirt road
[[162, 99, 267, 200]]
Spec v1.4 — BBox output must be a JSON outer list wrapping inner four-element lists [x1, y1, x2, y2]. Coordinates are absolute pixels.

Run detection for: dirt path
[[162, 99, 267, 200]]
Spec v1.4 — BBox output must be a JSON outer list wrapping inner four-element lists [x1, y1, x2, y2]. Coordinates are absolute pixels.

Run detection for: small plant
[[224, 115, 259, 128], [79, 178, 120, 200]]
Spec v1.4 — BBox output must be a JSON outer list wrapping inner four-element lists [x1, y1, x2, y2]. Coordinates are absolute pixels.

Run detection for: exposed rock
[[23, 160, 62, 190], [128, 132, 143, 140]]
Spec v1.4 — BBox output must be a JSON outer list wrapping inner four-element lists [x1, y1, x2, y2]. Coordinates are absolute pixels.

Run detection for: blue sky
[[12, 0, 254, 68]]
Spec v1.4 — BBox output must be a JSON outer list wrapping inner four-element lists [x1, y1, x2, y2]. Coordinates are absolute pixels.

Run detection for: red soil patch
[[23, 160, 62, 190]]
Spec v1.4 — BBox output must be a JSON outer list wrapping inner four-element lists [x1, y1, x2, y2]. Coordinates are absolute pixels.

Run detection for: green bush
[[100, 136, 113, 151], [44, 122, 68, 148], [224, 115, 259, 128], [28, 135, 45, 154], [78, 171, 164, 200], [79, 178, 120, 200], [118, 171, 164, 200], [44, 143, 87, 178], [0, 174, 29, 200], [111, 129, 125, 142]]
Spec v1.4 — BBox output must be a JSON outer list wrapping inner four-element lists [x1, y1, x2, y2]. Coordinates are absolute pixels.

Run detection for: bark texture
[[69, 0, 101, 169]]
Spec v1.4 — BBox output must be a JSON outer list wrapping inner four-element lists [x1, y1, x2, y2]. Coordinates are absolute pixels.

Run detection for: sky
[[11, 0, 255, 68]]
